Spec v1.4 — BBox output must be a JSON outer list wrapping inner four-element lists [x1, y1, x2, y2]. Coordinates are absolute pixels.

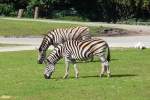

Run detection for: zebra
[[43, 39, 111, 79], [38, 26, 91, 64]]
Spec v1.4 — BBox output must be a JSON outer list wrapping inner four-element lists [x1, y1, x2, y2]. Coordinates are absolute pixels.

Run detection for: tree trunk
[[34, 6, 39, 19], [17, 9, 24, 18]]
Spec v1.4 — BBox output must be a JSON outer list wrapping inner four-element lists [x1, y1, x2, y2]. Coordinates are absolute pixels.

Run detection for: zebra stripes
[[38, 26, 91, 64], [44, 39, 111, 79]]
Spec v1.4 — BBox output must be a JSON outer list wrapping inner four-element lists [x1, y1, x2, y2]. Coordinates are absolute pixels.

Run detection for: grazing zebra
[[38, 26, 91, 64], [44, 39, 111, 79]]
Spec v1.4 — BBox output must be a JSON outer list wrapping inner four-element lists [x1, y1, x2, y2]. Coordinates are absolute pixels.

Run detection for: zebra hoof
[[38, 60, 43, 64], [63, 75, 69, 79], [100, 74, 103, 78], [44, 74, 51, 79], [75, 76, 79, 79], [107, 73, 111, 78]]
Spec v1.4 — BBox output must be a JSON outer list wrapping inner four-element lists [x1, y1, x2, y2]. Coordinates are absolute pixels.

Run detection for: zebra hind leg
[[99, 56, 111, 78], [71, 60, 79, 79], [63, 61, 70, 79], [73, 63, 79, 79]]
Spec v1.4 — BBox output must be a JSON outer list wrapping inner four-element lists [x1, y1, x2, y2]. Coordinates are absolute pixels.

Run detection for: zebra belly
[[70, 54, 91, 61]]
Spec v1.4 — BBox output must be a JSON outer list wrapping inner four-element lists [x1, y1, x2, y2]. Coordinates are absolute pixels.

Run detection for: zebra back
[[48, 26, 90, 45], [66, 26, 90, 40], [63, 39, 110, 61], [46, 39, 110, 65]]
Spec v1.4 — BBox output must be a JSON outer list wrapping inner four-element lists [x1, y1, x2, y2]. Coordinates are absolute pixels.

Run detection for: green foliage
[[0, 4, 16, 16], [24, 4, 33, 17], [0, 49, 150, 99], [0, 0, 150, 22], [29, 0, 44, 6]]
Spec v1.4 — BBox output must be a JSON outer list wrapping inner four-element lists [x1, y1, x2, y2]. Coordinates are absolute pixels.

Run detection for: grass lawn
[[0, 19, 105, 37], [0, 49, 150, 100], [0, 43, 26, 47]]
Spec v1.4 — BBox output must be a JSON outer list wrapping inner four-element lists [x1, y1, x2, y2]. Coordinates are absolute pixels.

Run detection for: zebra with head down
[[38, 26, 91, 64], [43, 39, 111, 79]]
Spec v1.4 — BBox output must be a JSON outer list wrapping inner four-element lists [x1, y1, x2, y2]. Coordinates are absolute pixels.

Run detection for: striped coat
[[38, 26, 91, 64], [44, 39, 111, 79]]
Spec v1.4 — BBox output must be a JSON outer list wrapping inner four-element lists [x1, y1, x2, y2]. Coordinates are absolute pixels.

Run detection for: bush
[[0, 4, 16, 16], [24, 5, 34, 18], [51, 8, 77, 17]]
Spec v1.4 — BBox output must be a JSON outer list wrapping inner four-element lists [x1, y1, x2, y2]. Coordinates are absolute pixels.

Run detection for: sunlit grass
[[0, 49, 150, 100], [0, 43, 26, 47], [0, 19, 106, 37]]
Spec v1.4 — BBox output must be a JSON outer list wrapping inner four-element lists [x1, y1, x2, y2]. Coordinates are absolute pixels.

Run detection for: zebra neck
[[40, 38, 50, 51], [47, 52, 62, 65]]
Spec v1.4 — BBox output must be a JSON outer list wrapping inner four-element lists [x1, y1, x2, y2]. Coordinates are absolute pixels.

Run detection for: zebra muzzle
[[38, 60, 43, 64], [44, 74, 51, 79]]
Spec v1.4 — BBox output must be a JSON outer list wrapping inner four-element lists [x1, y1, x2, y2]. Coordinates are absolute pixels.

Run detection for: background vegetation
[[0, 19, 107, 37], [0, 49, 150, 100], [0, 0, 150, 22]]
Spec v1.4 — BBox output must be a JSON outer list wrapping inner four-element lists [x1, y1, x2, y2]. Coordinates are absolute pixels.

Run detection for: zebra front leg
[[63, 60, 70, 79], [73, 63, 79, 79], [106, 64, 111, 78], [100, 64, 105, 77]]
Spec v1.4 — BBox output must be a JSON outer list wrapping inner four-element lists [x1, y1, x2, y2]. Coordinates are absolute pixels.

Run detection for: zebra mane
[[47, 44, 64, 64]]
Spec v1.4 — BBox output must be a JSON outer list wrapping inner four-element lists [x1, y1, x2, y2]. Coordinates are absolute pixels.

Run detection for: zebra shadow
[[50, 74, 137, 80], [78, 74, 137, 79], [111, 74, 137, 78]]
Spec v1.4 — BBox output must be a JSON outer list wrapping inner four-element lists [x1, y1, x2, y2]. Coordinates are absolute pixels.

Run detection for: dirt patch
[[98, 28, 142, 37], [0, 95, 13, 99]]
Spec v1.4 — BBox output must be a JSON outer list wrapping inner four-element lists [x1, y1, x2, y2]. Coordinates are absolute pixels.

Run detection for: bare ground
[[99, 28, 143, 37]]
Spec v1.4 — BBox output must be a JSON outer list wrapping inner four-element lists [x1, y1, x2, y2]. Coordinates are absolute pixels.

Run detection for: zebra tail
[[107, 44, 111, 62]]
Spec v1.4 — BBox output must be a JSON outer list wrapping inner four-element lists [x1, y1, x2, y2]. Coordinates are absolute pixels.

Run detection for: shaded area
[[99, 28, 140, 37], [111, 74, 137, 78], [1, 0, 150, 22], [80, 74, 137, 79], [50, 74, 137, 80]]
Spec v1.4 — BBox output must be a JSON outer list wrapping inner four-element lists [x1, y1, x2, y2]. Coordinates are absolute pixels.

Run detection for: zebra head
[[38, 34, 54, 64], [38, 47, 46, 64], [44, 64, 55, 79]]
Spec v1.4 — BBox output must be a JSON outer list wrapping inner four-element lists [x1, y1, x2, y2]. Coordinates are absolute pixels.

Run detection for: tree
[[28, 0, 58, 19], [29, 0, 44, 19]]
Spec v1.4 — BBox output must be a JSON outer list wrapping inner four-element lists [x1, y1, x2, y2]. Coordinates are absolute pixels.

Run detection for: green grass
[[117, 18, 150, 25], [0, 43, 26, 47], [0, 49, 150, 100], [0, 19, 106, 37]]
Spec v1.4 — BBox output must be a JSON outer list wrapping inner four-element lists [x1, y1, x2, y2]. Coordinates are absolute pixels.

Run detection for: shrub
[[0, 4, 16, 16]]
